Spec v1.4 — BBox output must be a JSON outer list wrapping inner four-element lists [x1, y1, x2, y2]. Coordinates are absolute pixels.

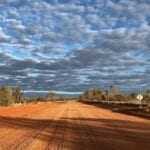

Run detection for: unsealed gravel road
[[0, 101, 150, 150]]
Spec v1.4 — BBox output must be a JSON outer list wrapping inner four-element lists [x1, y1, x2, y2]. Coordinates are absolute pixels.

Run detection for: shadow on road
[[0, 115, 150, 150]]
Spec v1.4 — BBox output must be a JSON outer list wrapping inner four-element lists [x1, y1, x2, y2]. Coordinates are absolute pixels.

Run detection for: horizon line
[[23, 90, 83, 95]]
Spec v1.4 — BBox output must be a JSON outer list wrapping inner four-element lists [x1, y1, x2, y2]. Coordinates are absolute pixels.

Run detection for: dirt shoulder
[[80, 101, 150, 119]]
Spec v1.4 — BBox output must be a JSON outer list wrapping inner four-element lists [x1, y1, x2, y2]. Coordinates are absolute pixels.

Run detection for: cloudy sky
[[0, 0, 149, 93]]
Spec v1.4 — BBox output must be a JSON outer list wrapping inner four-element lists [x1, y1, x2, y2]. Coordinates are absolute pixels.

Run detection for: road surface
[[0, 101, 150, 150]]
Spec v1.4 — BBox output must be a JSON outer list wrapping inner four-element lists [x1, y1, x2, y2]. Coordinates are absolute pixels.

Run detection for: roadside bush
[[130, 92, 137, 99], [46, 92, 55, 101], [79, 94, 87, 101], [108, 94, 133, 102], [0, 87, 14, 106], [143, 95, 150, 103], [114, 94, 127, 101], [80, 88, 103, 102], [37, 97, 44, 102]]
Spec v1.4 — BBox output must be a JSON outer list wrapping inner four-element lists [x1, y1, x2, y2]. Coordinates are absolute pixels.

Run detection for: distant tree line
[[1, 85, 149, 106], [79, 87, 150, 104], [0, 86, 57, 106]]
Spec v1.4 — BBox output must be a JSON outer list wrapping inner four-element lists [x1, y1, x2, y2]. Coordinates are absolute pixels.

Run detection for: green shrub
[[80, 88, 103, 102], [143, 95, 150, 103], [0, 87, 14, 106]]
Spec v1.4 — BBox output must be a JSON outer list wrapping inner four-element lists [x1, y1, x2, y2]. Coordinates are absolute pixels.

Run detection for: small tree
[[92, 89, 102, 102], [0, 87, 13, 106], [109, 85, 118, 95], [46, 92, 55, 101], [79, 94, 87, 101], [85, 90, 94, 100], [12, 87, 22, 103], [146, 90, 150, 95], [79, 88, 103, 102], [143, 95, 150, 104]]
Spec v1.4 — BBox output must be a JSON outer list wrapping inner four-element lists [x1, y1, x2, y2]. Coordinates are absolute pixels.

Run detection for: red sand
[[0, 101, 150, 150]]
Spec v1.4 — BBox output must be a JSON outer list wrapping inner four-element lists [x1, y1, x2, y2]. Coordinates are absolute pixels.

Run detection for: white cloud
[[0, 27, 11, 43], [0, 0, 149, 92]]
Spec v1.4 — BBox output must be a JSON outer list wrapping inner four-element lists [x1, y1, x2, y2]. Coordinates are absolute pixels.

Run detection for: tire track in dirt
[[76, 102, 150, 150], [26, 102, 69, 150], [0, 107, 56, 140], [0, 103, 58, 140], [74, 105, 99, 150], [15, 108, 63, 150], [0, 103, 64, 150], [45, 104, 69, 150]]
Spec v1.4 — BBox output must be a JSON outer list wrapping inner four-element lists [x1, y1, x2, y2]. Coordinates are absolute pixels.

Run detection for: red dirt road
[[0, 101, 150, 150]]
